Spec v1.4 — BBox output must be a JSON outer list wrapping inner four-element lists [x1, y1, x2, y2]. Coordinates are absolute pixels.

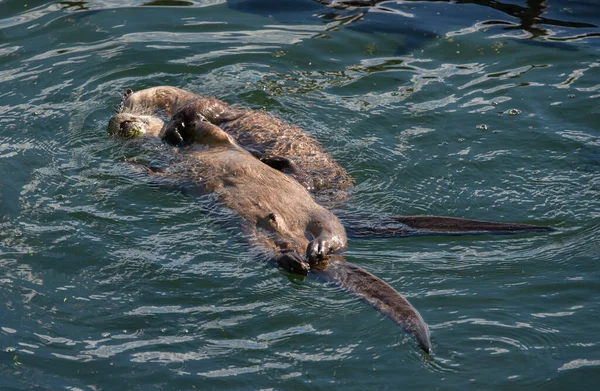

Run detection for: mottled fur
[[117, 86, 352, 199]]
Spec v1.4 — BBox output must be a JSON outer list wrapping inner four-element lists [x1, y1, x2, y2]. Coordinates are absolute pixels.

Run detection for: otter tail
[[346, 215, 555, 238], [315, 256, 431, 354]]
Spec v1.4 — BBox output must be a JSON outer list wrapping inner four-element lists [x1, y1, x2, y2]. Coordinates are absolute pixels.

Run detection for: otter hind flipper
[[317, 256, 432, 354], [345, 215, 555, 238], [392, 216, 556, 235]]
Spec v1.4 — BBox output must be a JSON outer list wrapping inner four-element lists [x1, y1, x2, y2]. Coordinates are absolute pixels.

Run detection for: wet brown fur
[[151, 113, 347, 270], [120, 86, 353, 199]]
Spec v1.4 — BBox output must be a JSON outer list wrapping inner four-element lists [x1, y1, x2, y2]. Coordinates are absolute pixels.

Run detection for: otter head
[[162, 105, 234, 148], [107, 113, 165, 139]]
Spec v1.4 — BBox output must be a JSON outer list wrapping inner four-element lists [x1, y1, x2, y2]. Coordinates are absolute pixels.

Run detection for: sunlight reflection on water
[[1, 0, 599, 389]]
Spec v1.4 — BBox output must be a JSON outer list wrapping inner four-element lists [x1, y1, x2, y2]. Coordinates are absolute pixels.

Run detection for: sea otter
[[109, 105, 433, 354], [118, 86, 352, 200], [111, 86, 554, 236]]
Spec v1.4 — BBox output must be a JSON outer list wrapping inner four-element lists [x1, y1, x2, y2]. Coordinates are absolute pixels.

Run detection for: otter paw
[[121, 88, 134, 104], [162, 126, 184, 147], [275, 250, 309, 276], [306, 239, 329, 266]]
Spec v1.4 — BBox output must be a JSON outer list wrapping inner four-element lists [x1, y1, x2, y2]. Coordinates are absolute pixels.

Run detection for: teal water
[[1, 0, 599, 389]]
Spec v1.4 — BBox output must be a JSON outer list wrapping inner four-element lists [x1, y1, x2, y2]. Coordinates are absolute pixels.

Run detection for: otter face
[[107, 113, 164, 139]]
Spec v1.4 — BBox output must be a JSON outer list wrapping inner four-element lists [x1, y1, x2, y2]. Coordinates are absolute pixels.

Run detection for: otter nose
[[120, 120, 132, 130]]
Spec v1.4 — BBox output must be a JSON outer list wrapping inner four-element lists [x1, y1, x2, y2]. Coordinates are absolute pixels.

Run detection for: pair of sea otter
[[107, 86, 553, 354]]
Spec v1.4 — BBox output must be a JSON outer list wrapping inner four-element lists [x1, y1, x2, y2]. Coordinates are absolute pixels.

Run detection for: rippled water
[[1, 0, 599, 389]]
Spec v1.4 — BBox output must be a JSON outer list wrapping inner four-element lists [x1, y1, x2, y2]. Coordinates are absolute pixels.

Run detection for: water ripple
[[1, 0, 599, 389], [558, 359, 600, 372]]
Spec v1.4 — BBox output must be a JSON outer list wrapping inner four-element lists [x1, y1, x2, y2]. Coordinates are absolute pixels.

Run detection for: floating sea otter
[[107, 86, 553, 354], [115, 86, 352, 200], [108, 104, 433, 353], [111, 86, 554, 236]]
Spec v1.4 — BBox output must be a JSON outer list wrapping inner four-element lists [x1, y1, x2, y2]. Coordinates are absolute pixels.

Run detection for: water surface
[[1, 0, 599, 389]]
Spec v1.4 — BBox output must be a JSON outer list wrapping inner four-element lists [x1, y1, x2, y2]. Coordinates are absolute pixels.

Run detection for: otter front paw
[[306, 234, 346, 267], [275, 250, 309, 275], [306, 239, 330, 267], [162, 125, 184, 147]]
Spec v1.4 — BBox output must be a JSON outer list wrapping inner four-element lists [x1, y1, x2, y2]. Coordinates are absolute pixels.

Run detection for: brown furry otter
[[160, 106, 347, 268], [111, 86, 554, 236], [118, 86, 352, 200], [108, 105, 433, 354]]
